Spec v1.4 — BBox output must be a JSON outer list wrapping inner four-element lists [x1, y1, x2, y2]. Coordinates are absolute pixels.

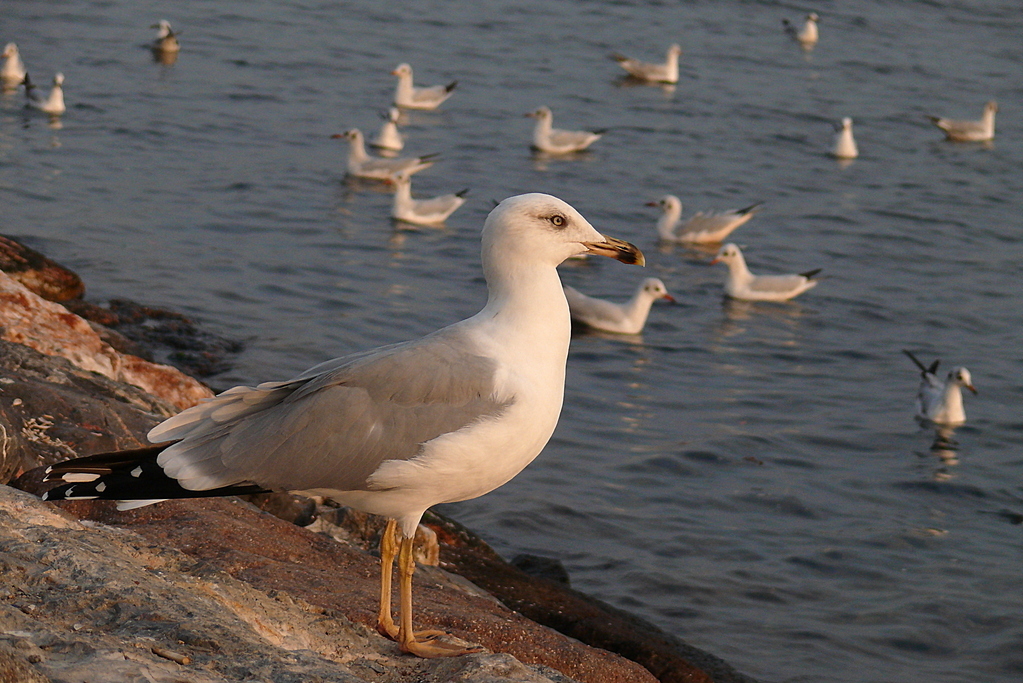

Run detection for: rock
[[0, 235, 84, 302], [512, 554, 572, 586]]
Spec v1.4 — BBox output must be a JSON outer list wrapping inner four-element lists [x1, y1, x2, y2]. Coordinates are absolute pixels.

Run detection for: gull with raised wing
[[332, 128, 435, 182], [1, 43, 27, 91], [372, 108, 404, 151], [832, 117, 858, 159], [23, 72, 65, 116], [903, 350, 977, 426], [391, 63, 457, 110], [391, 173, 467, 226], [711, 243, 819, 301], [150, 20, 181, 54], [565, 277, 674, 335], [648, 195, 761, 245], [783, 12, 819, 49], [610, 44, 682, 84], [525, 106, 605, 154], [928, 101, 997, 142]]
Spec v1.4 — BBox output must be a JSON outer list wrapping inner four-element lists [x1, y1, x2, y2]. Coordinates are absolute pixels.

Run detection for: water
[[2, 1, 1021, 681]]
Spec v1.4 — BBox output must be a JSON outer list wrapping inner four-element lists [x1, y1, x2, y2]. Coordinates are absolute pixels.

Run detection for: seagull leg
[[375, 518, 399, 639]]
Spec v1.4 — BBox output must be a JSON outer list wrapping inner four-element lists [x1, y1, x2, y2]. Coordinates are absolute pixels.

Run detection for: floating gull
[[391, 63, 457, 110], [565, 277, 673, 335], [332, 128, 435, 182], [783, 12, 819, 49], [42, 193, 644, 658], [610, 44, 682, 84], [24, 72, 65, 116], [832, 117, 858, 159], [391, 173, 467, 226], [648, 195, 761, 244], [372, 108, 404, 151], [928, 101, 997, 142], [711, 243, 819, 301], [903, 350, 976, 426], [1, 43, 26, 91], [525, 106, 604, 154], [150, 20, 181, 54]]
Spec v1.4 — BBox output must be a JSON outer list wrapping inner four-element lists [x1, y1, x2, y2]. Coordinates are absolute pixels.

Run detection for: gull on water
[[23, 72, 65, 116], [42, 193, 644, 658], [711, 243, 820, 302], [903, 350, 977, 426], [150, 20, 181, 54], [332, 128, 436, 182], [783, 12, 819, 49], [391, 173, 468, 226], [391, 63, 457, 110], [648, 195, 761, 245], [928, 101, 997, 142], [525, 106, 605, 154], [372, 108, 404, 151], [610, 44, 682, 84], [832, 117, 858, 159], [564, 277, 674, 335], [1, 43, 27, 91]]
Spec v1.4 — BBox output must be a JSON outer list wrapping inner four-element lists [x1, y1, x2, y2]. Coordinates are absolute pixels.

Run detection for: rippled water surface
[[3, 2, 1021, 681]]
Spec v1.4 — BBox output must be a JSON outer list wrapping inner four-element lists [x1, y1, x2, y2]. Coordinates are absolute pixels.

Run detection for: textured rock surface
[[0, 235, 84, 302]]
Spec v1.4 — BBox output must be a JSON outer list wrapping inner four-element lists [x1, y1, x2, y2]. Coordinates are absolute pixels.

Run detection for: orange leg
[[375, 518, 399, 639]]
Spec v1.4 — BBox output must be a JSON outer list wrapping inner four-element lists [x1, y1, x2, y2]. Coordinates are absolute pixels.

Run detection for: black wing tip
[[592, 128, 609, 135], [420, 152, 441, 161], [902, 349, 939, 375], [739, 201, 764, 215], [445, 80, 458, 92], [800, 268, 822, 279], [455, 188, 470, 198], [609, 52, 627, 63]]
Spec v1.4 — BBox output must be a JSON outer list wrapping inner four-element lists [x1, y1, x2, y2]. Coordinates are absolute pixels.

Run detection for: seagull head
[[807, 13, 820, 22], [391, 63, 412, 77], [985, 101, 998, 114], [949, 367, 977, 394], [331, 129, 362, 143], [525, 106, 552, 121], [2, 43, 18, 59], [53, 73, 64, 87], [710, 243, 742, 266], [642, 278, 676, 303], [646, 194, 681, 215]]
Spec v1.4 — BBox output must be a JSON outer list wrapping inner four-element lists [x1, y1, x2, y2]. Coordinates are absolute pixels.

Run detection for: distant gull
[[391, 173, 467, 226], [565, 277, 674, 335], [648, 195, 761, 244], [391, 63, 457, 110], [610, 44, 682, 84], [711, 243, 819, 301], [928, 101, 997, 142], [23, 72, 65, 116], [783, 12, 819, 49], [372, 108, 404, 151], [832, 117, 858, 159], [525, 106, 605, 154], [1, 43, 27, 91], [903, 350, 976, 426], [150, 20, 181, 54], [42, 193, 644, 658], [332, 128, 436, 182]]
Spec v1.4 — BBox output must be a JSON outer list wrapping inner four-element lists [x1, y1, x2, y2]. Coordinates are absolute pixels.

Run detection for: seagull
[[928, 101, 997, 142], [372, 108, 404, 152], [783, 12, 819, 49], [711, 243, 819, 301], [391, 63, 457, 110], [150, 20, 181, 54], [41, 193, 644, 659], [647, 195, 761, 244], [832, 117, 858, 159], [391, 173, 467, 226], [1, 43, 27, 91], [903, 350, 977, 426], [23, 72, 65, 117], [525, 106, 605, 154], [332, 129, 436, 182], [564, 278, 674, 335], [610, 44, 682, 84]]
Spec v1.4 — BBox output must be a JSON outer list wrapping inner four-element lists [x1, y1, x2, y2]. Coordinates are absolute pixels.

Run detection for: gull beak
[[709, 257, 721, 265], [663, 293, 677, 303], [582, 236, 645, 266], [644, 201, 659, 207], [966, 384, 978, 395]]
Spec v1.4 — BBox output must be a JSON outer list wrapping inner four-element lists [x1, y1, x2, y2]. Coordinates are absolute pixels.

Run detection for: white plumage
[[610, 44, 682, 84], [564, 278, 674, 335], [711, 243, 819, 302], [648, 195, 761, 244], [526, 106, 604, 154]]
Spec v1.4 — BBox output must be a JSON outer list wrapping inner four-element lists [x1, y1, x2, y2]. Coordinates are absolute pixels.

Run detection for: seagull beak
[[644, 201, 659, 207], [662, 293, 677, 303], [709, 257, 721, 265], [582, 236, 645, 266], [966, 384, 978, 394]]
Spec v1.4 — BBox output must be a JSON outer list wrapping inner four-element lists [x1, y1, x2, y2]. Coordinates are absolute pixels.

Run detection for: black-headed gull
[[391, 173, 467, 226], [1, 43, 26, 91], [372, 108, 404, 152], [43, 193, 644, 659], [832, 117, 858, 159], [648, 195, 761, 245], [391, 63, 457, 110], [711, 243, 819, 301], [565, 277, 674, 335], [610, 44, 682, 84], [903, 351, 976, 426], [150, 20, 181, 54], [783, 13, 819, 49], [525, 106, 605, 154], [332, 129, 435, 182], [928, 101, 997, 142], [23, 72, 65, 116]]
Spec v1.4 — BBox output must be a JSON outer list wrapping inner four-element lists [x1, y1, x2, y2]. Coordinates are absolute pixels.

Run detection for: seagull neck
[[479, 262, 570, 348], [625, 289, 656, 326], [942, 383, 965, 420], [729, 254, 754, 283], [393, 180, 412, 208], [348, 135, 368, 164], [665, 52, 679, 82], [533, 116, 552, 141], [658, 207, 681, 240], [394, 74, 413, 102]]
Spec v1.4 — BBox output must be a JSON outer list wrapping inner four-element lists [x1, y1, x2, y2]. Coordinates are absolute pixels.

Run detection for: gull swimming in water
[[648, 195, 761, 245], [564, 277, 674, 335], [711, 243, 819, 301], [23, 72, 65, 116], [525, 106, 605, 154], [610, 44, 682, 84], [783, 12, 819, 49], [903, 350, 977, 426], [391, 173, 467, 226], [832, 117, 858, 159], [1, 43, 27, 91], [391, 63, 457, 110], [150, 20, 181, 54], [927, 101, 997, 142], [372, 108, 404, 152], [42, 193, 644, 659], [332, 128, 436, 182]]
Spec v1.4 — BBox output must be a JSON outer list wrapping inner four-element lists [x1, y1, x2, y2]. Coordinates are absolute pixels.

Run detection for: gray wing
[[747, 274, 809, 294], [150, 326, 508, 493]]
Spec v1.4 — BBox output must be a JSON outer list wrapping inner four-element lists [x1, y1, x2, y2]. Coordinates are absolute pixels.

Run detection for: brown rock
[[0, 234, 84, 302]]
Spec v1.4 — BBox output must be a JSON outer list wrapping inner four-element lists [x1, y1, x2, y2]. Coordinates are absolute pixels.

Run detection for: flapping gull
[[928, 101, 997, 142], [23, 72, 65, 116], [832, 117, 858, 159], [610, 44, 682, 84], [903, 350, 976, 426], [391, 173, 467, 226], [372, 108, 404, 151], [525, 106, 604, 154], [42, 193, 644, 659], [150, 20, 181, 54], [783, 12, 819, 48], [391, 63, 457, 110], [565, 277, 674, 335], [332, 128, 435, 182], [711, 243, 819, 301], [1, 43, 27, 91], [648, 195, 761, 244]]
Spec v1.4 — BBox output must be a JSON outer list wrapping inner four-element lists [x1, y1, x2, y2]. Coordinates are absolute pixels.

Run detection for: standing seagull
[[372, 108, 404, 151], [711, 243, 819, 301], [23, 72, 65, 117], [903, 350, 977, 426], [564, 277, 674, 335], [783, 12, 820, 49], [391, 63, 457, 110], [332, 129, 436, 182], [525, 106, 605, 154], [928, 101, 997, 142], [832, 117, 858, 159], [610, 44, 682, 84], [41, 193, 644, 659], [391, 173, 468, 226], [150, 20, 181, 54], [1, 43, 27, 91], [648, 195, 761, 244]]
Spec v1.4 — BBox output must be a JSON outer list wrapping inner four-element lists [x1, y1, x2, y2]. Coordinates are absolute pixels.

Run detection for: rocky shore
[[0, 236, 757, 683]]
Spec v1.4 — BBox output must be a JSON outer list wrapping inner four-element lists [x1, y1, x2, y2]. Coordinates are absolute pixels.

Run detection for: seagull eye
[[549, 214, 567, 228]]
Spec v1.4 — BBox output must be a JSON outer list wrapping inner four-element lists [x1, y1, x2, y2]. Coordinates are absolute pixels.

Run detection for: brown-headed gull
[[372, 108, 404, 151], [832, 117, 858, 159], [648, 195, 761, 244], [711, 243, 819, 301], [928, 101, 997, 142], [1, 43, 26, 91], [332, 128, 436, 182], [42, 193, 644, 658], [23, 72, 65, 116], [610, 44, 682, 84], [525, 106, 605, 154], [391, 173, 467, 226], [565, 277, 674, 335], [150, 20, 181, 54], [783, 12, 819, 49], [903, 350, 977, 426], [391, 63, 457, 110]]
